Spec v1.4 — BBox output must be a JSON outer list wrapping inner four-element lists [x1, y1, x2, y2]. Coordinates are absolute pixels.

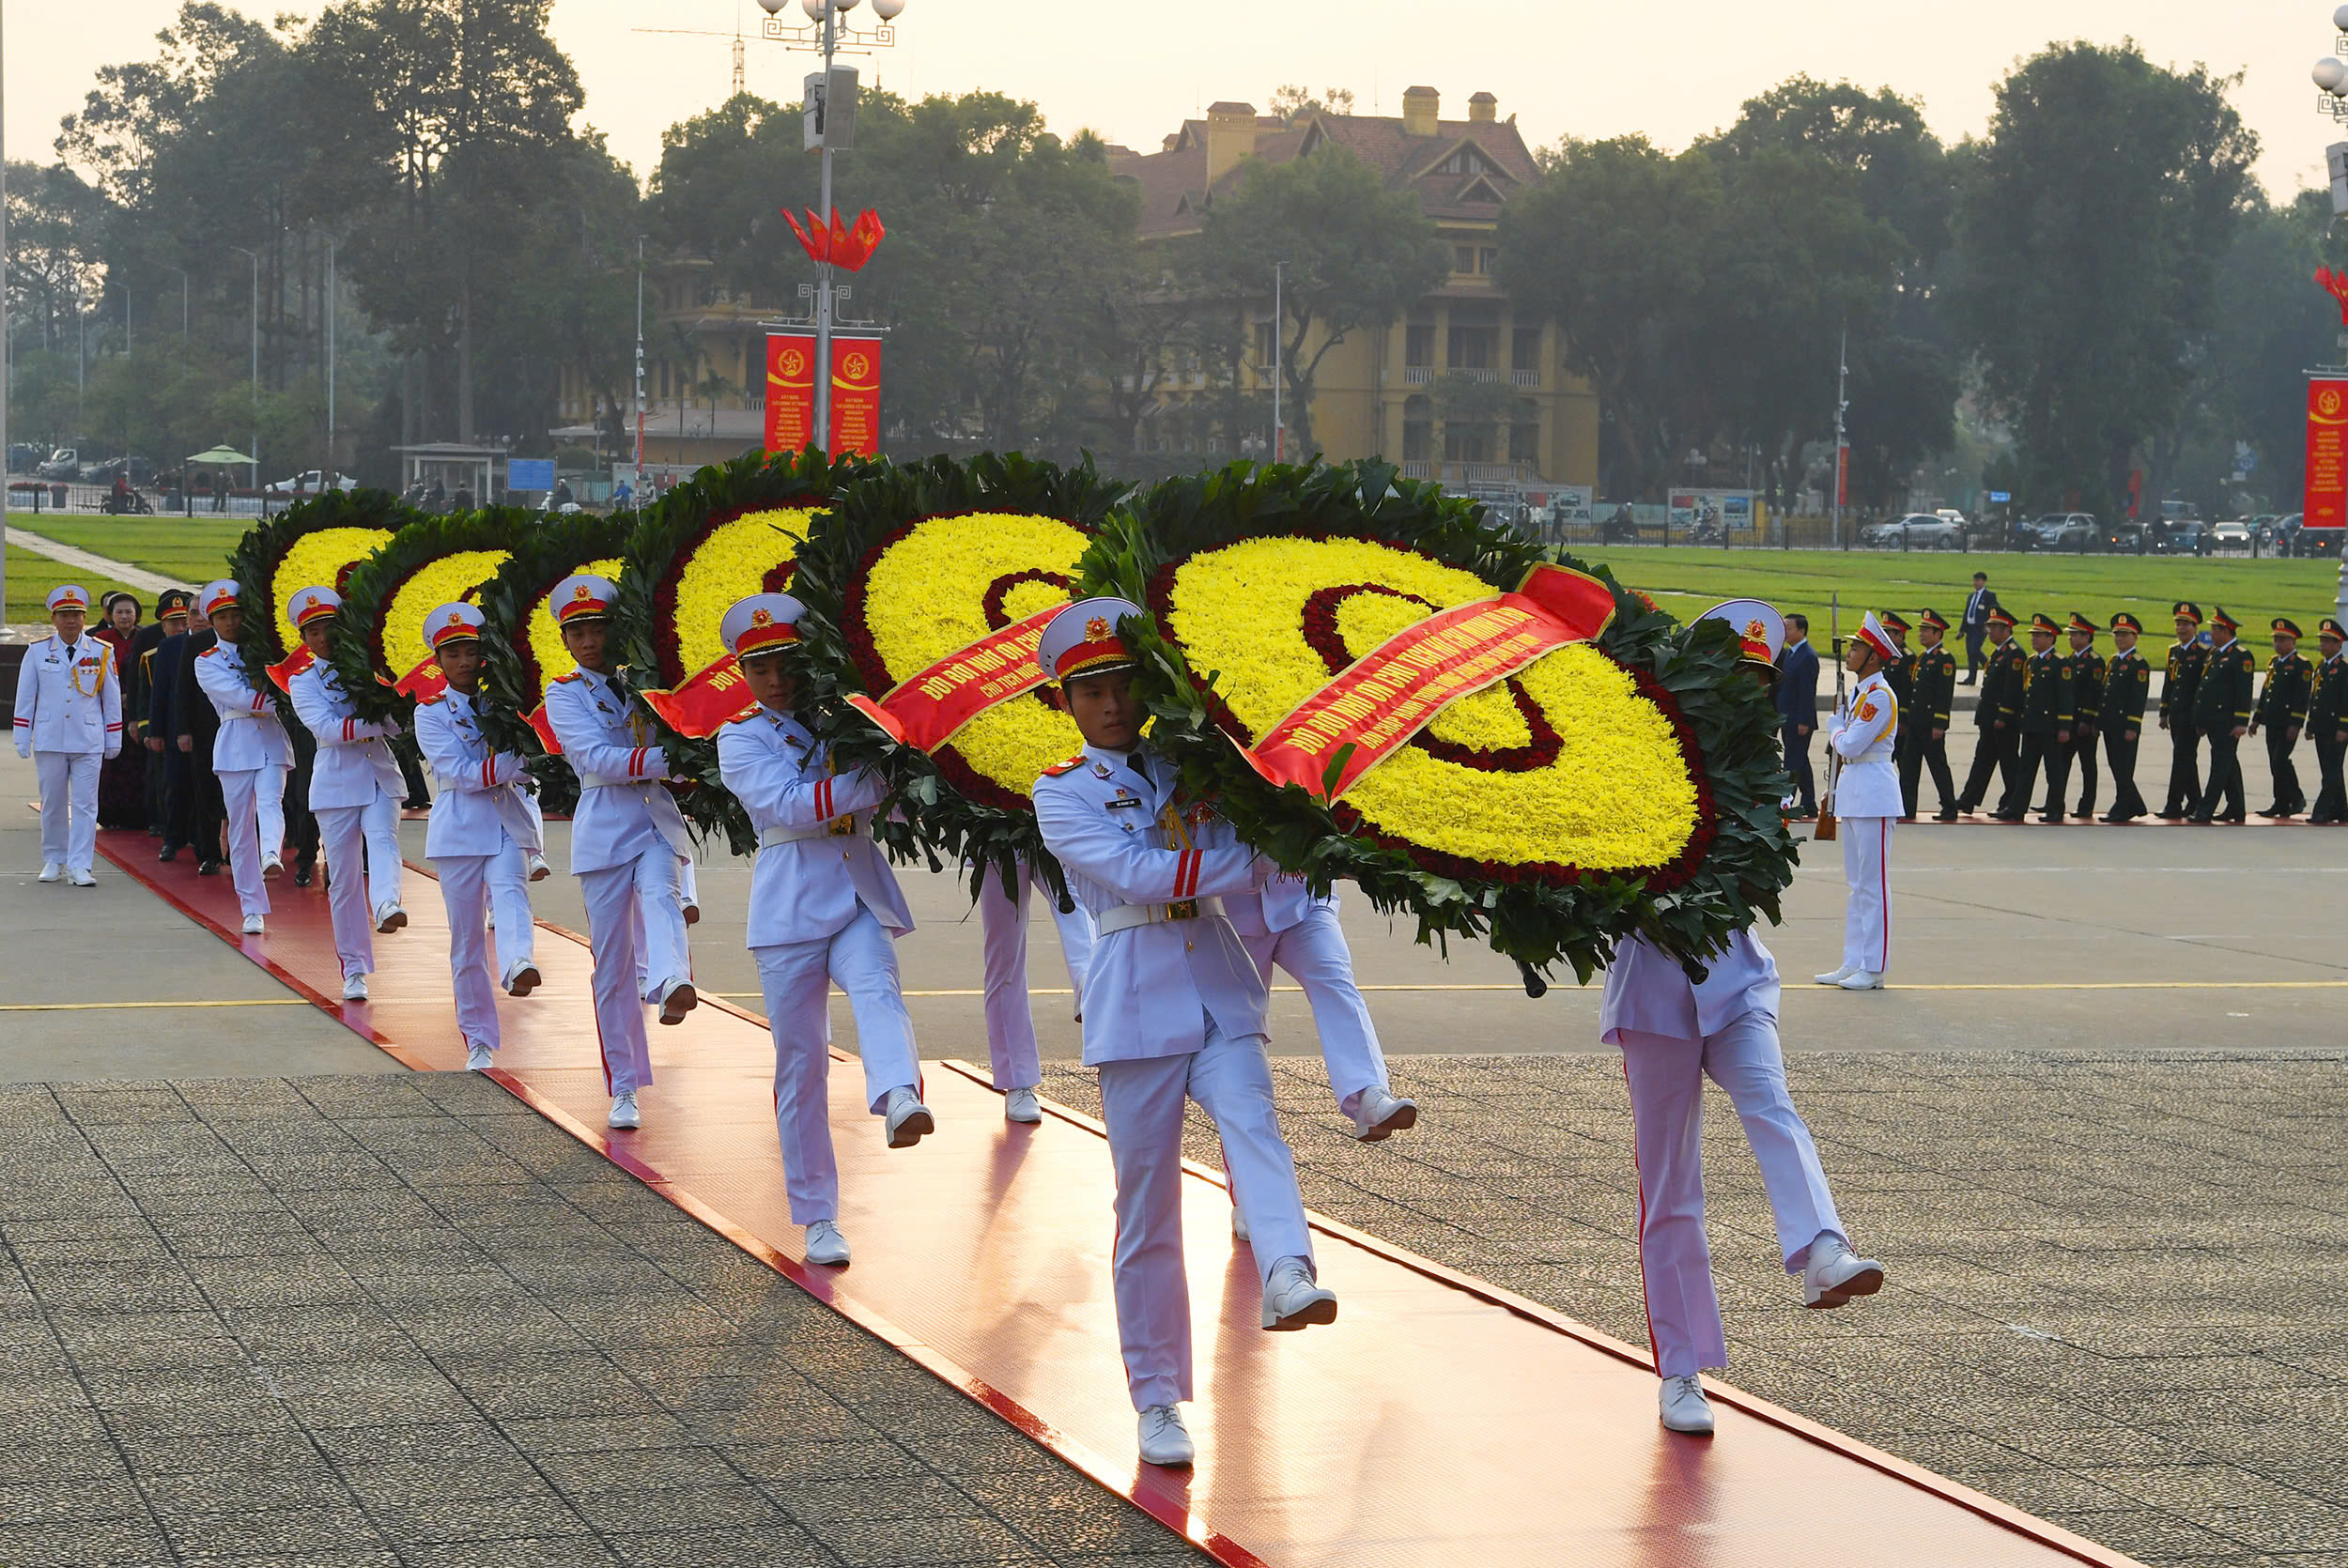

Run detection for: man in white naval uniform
[[189, 581, 289, 934], [1227, 874, 1414, 1138], [540, 574, 697, 1130], [14, 584, 122, 886], [1602, 598, 1887, 1437], [714, 593, 935, 1268], [1816, 610, 1903, 992], [1031, 597, 1335, 1470], [412, 603, 547, 1071], [976, 857, 1095, 1123], [283, 587, 409, 1002]]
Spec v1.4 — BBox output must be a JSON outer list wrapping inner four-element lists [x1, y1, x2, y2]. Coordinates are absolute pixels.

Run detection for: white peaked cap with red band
[[197, 579, 242, 620], [44, 584, 91, 614], [1039, 596, 1143, 683], [1854, 610, 1900, 664], [1695, 598, 1784, 667], [289, 586, 342, 628], [721, 592, 807, 658], [424, 602, 486, 648], [548, 573, 617, 624]]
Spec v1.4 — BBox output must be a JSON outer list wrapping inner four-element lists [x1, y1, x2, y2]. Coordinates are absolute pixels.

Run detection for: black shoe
[[2037, 812, 2064, 823], [146, 825, 162, 838], [2217, 811, 2246, 824], [2157, 809, 2186, 821], [2187, 813, 2214, 824], [2309, 812, 2342, 824], [197, 858, 222, 876], [1934, 807, 1959, 822], [157, 843, 179, 863], [1989, 809, 2023, 822], [293, 861, 315, 888], [2256, 805, 2284, 818], [2073, 807, 2095, 820], [402, 797, 430, 812]]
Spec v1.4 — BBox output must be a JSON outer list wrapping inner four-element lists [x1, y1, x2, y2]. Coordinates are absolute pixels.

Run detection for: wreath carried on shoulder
[[791, 450, 1131, 899], [1079, 458, 1797, 980], [331, 509, 534, 728], [223, 488, 415, 702]]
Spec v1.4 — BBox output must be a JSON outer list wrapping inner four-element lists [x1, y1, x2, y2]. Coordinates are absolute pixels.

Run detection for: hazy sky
[[2, 1, 2333, 199]]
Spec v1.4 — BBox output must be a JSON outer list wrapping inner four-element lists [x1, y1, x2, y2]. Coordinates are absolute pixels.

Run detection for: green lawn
[[7, 515, 248, 590], [4, 543, 156, 625], [1566, 546, 2346, 644]]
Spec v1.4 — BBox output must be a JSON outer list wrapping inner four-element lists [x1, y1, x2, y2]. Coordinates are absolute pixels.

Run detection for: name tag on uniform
[[1105, 795, 1145, 810]]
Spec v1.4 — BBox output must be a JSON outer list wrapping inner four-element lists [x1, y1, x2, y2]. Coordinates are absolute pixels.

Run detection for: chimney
[[1401, 85, 1439, 137], [1205, 101, 1259, 185], [1468, 91, 1497, 124]]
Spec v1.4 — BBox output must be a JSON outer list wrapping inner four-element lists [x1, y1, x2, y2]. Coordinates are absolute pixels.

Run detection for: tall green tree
[[1954, 41, 2255, 515], [1197, 146, 1447, 456]]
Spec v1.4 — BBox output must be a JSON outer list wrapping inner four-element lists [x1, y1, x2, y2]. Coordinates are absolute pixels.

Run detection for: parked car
[[2211, 519, 2251, 549], [1861, 513, 1964, 548], [2100, 519, 2147, 553], [263, 469, 357, 497], [2030, 512, 2100, 550], [1934, 507, 1968, 528], [2149, 521, 2213, 556], [8, 442, 45, 474], [38, 447, 81, 481]]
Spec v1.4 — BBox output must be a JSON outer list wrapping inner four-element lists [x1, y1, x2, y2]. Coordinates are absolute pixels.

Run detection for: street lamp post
[[2310, 8, 2348, 617], [230, 245, 259, 491], [1273, 261, 1285, 464]]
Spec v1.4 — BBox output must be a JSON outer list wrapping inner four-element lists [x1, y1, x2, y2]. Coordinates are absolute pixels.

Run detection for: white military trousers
[[751, 904, 922, 1224], [437, 844, 534, 1053], [219, 766, 286, 919], [976, 858, 1096, 1091], [315, 792, 402, 979], [1839, 815, 1893, 976], [34, 751, 100, 871], [1618, 1013, 1845, 1378], [577, 848, 683, 1098], [1096, 1020, 1316, 1411], [1238, 905, 1389, 1115]]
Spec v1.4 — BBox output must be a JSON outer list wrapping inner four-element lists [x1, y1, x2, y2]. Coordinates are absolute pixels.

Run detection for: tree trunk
[[456, 256, 475, 446]]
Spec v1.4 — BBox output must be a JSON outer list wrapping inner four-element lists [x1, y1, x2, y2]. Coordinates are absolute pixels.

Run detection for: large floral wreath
[[793, 451, 1130, 899], [611, 447, 873, 850], [1081, 459, 1797, 980], [223, 489, 415, 699], [331, 511, 533, 727], [475, 514, 636, 757]]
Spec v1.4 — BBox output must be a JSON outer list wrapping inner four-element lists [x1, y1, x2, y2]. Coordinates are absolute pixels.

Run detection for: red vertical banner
[[829, 336, 882, 456], [765, 333, 817, 453], [2307, 377, 2348, 530], [1833, 441, 1850, 507]]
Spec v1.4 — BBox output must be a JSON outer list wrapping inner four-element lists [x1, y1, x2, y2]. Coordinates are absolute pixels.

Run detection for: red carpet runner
[[97, 829, 2139, 1568]]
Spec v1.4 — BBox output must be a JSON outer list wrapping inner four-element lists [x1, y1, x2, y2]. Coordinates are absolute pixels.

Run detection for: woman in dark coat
[[93, 592, 150, 829]]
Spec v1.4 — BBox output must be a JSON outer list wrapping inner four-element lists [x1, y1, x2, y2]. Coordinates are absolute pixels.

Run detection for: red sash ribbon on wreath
[[641, 655, 760, 740], [1238, 563, 1619, 803], [525, 702, 562, 755], [265, 646, 313, 696], [843, 602, 1060, 752], [394, 656, 448, 702]]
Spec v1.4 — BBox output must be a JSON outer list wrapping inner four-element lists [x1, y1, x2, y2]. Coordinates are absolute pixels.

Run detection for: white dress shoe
[[261, 852, 284, 880], [1838, 970, 1883, 991], [657, 978, 698, 1025], [1260, 1255, 1337, 1330], [1231, 1207, 1251, 1243], [374, 900, 408, 934], [1813, 963, 1853, 985], [1802, 1233, 1885, 1308], [883, 1086, 935, 1148], [38, 862, 61, 883], [1003, 1086, 1042, 1124], [502, 961, 542, 998], [1350, 1087, 1418, 1142], [341, 973, 370, 1003], [1659, 1374, 1715, 1434], [804, 1220, 851, 1267], [464, 1041, 495, 1071], [67, 867, 96, 888], [1136, 1404, 1195, 1467], [607, 1091, 641, 1130], [240, 914, 266, 935], [526, 852, 550, 883]]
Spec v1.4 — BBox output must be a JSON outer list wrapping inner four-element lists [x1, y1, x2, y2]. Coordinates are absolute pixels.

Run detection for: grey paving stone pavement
[[1044, 1048, 2348, 1568], [0, 1071, 1206, 1568]]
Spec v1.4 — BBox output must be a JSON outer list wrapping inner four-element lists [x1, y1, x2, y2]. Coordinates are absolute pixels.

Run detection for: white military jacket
[[193, 641, 289, 773], [287, 662, 405, 811], [1033, 742, 1271, 1065], [715, 705, 911, 949], [412, 687, 545, 860], [1599, 929, 1782, 1045], [1225, 869, 1336, 938], [542, 667, 691, 875], [1828, 669, 1902, 818], [12, 634, 121, 759]]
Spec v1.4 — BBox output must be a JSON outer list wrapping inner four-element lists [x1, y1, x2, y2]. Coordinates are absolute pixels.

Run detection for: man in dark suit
[[165, 621, 227, 873], [1958, 572, 1999, 685], [1776, 613, 1820, 817]]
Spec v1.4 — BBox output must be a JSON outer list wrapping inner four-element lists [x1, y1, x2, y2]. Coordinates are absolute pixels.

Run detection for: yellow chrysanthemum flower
[[670, 508, 817, 677], [379, 550, 509, 680], [271, 527, 394, 649]]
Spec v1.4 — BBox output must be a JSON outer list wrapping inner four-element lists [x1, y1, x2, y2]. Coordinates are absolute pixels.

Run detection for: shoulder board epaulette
[[1040, 753, 1087, 777], [196, 646, 219, 658], [416, 691, 448, 706], [551, 669, 582, 684]]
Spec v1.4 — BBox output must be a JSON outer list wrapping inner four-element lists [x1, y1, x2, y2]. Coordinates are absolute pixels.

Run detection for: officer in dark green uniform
[[1904, 608, 1959, 821], [1957, 606, 2024, 815], [2189, 606, 2255, 823], [2061, 613, 2104, 818], [1879, 611, 1916, 819], [2100, 612, 2154, 822], [2158, 602, 2207, 819], [1996, 613, 2075, 822], [2308, 619, 2347, 823], [2251, 617, 2312, 818]]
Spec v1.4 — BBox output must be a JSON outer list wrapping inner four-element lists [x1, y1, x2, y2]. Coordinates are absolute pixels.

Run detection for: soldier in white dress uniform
[[14, 584, 122, 886], [412, 603, 547, 1070], [1227, 875, 1414, 1138], [189, 581, 289, 934], [976, 856, 1095, 1123], [713, 593, 935, 1268], [283, 587, 409, 1001], [1602, 599, 1885, 1437], [1816, 610, 1903, 992], [1031, 597, 1336, 1470], [539, 574, 697, 1130]]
